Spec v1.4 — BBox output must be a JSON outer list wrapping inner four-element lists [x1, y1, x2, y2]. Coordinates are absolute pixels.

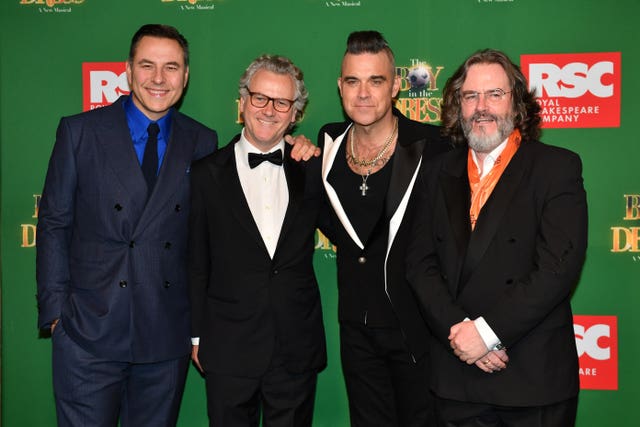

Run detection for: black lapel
[[275, 144, 304, 253], [439, 149, 472, 293], [459, 145, 527, 288], [213, 138, 270, 254], [385, 110, 425, 219]]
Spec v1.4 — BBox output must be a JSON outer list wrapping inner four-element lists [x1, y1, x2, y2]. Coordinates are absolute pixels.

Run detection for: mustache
[[468, 111, 498, 122]]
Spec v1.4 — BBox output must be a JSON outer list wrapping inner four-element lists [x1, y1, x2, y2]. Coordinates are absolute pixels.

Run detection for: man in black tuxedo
[[407, 49, 588, 427], [36, 24, 218, 426], [318, 31, 449, 426], [188, 54, 327, 427]]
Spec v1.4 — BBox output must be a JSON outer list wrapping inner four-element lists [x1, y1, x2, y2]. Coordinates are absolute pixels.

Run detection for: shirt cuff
[[473, 316, 502, 351], [191, 337, 200, 345]]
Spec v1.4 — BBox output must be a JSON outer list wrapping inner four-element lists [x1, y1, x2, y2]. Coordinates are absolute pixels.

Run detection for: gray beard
[[462, 112, 515, 153]]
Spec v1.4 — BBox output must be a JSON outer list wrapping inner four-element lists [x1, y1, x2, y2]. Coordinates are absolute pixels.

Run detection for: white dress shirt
[[235, 130, 289, 259]]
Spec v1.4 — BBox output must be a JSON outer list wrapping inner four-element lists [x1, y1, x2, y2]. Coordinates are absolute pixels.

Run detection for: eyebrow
[[342, 74, 388, 81], [137, 58, 182, 67]]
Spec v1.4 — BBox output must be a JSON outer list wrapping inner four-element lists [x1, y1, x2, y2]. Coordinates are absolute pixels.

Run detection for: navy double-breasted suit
[[36, 95, 217, 363]]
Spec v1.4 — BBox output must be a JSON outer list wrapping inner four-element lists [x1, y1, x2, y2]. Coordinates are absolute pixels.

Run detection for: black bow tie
[[248, 149, 283, 169]]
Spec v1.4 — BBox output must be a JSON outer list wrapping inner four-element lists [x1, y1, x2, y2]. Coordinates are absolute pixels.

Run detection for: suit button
[[273, 269, 279, 275], [175, 204, 181, 212], [119, 280, 128, 288], [164, 242, 171, 249], [358, 256, 367, 264], [164, 281, 171, 288], [114, 203, 123, 211], [129, 241, 135, 248]]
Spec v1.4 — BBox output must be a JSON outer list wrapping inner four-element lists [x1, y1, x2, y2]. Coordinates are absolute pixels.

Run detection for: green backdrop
[[1, 0, 638, 425]]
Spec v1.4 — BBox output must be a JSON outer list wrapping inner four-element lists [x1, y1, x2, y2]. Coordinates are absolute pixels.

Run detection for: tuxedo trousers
[[340, 323, 435, 427], [204, 349, 318, 427]]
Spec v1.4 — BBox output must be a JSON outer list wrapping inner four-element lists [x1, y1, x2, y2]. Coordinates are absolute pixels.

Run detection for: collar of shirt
[[123, 95, 173, 165], [236, 129, 286, 168], [470, 137, 509, 180]]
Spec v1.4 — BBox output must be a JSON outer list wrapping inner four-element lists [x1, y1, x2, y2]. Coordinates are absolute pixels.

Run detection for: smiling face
[[126, 35, 189, 121], [460, 63, 514, 153], [338, 52, 400, 128], [240, 69, 298, 152]]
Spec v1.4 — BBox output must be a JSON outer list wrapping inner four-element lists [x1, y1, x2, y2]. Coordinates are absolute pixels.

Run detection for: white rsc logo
[[574, 323, 610, 360], [90, 70, 129, 104], [529, 62, 614, 98]]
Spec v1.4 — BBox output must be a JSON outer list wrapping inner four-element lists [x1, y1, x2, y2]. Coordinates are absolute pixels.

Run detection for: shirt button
[[358, 257, 367, 264], [119, 280, 128, 288]]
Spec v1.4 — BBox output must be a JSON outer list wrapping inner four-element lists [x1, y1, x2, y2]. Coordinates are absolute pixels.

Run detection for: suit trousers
[[204, 350, 318, 427], [52, 320, 190, 427], [435, 395, 578, 427], [340, 323, 434, 427]]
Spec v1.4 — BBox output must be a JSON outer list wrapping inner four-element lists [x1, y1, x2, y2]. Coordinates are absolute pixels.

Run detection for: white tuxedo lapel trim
[[383, 157, 422, 294], [322, 124, 365, 250]]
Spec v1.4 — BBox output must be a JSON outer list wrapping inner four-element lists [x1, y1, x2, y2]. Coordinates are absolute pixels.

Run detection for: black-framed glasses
[[460, 88, 512, 105], [244, 87, 296, 113]]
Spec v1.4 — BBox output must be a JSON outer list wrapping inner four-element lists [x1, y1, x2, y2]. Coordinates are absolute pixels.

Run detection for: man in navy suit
[[35, 24, 217, 427], [188, 54, 328, 427]]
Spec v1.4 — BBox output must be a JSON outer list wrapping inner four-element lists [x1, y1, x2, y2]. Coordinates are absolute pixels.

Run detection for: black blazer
[[407, 140, 588, 406], [188, 137, 327, 377], [36, 95, 218, 362], [318, 108, 450, 361]]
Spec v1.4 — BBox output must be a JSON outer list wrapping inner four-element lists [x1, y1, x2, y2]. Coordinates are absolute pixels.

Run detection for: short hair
[[128, 24, 190, 66], [344, 30, 395, 72], [238, 54, 308, 124], [441, 49, 542, 145]]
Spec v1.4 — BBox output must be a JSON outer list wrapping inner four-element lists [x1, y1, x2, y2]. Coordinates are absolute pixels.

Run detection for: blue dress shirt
[[123, 96, 172, 173]]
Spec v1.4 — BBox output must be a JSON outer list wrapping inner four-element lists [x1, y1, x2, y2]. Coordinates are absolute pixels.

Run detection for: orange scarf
[[468, 129, 521, 230]]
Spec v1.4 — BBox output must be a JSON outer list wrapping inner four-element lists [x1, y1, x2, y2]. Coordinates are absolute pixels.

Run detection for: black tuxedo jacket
[[318, 108, 449, 360], [36, 96, 218, 362], [407, 139, 588, 406], [188, 137, 327, 378]]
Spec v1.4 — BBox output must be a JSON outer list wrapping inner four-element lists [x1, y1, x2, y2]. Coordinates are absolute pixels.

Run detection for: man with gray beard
[[406, 49, 588, 427]]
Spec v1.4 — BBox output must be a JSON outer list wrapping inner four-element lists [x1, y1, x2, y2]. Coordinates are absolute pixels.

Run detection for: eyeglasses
[[244, 87, 296, 113], [460, 88, 512, 105]]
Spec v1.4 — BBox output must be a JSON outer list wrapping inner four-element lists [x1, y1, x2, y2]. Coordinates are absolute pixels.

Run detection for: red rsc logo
[[82, 62, 130, 111], [574, 315, 618, 390], [521, 52, 621, 129]]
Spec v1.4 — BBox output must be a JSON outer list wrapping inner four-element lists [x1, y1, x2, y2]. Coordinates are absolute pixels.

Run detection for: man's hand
[[285, 134, 321, 161], [449, 320, 490, 364], [191, 345, 203, 373], [474, 349, 509, 373]]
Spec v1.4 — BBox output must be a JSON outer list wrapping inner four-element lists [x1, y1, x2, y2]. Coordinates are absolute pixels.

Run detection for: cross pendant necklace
[[360, 169, 371, 196]]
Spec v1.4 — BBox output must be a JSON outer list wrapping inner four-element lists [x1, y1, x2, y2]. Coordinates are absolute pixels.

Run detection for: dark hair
[[441, 49, 541, 145], [128, 24, 189, 66], [238, 54, 308, 125], [344, 30, 395, 71]]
